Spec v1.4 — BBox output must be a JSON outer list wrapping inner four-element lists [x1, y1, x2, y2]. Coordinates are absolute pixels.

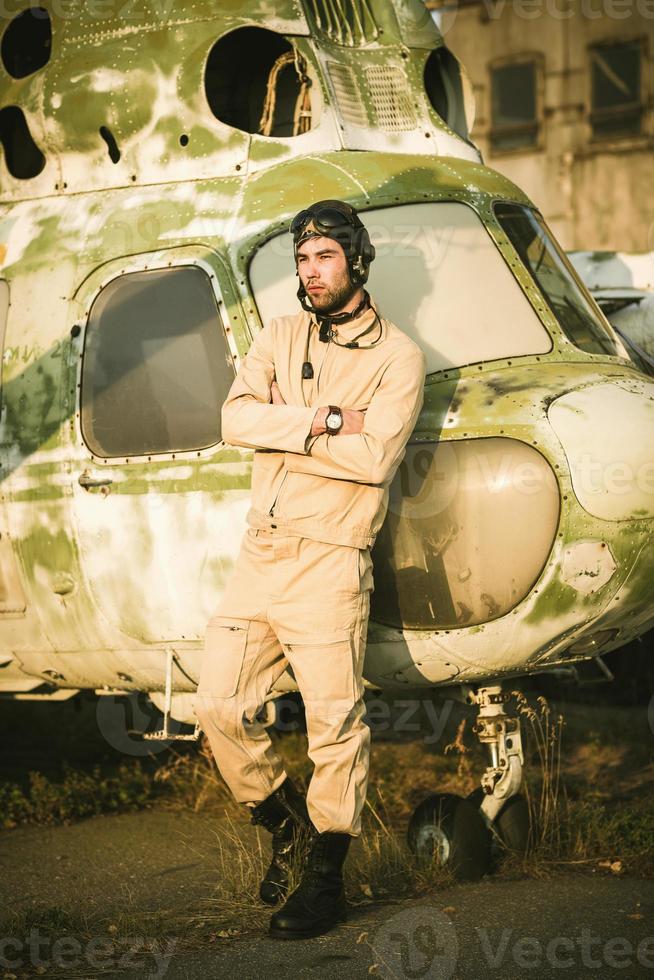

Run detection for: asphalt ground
[[1, 807, 653, 980]]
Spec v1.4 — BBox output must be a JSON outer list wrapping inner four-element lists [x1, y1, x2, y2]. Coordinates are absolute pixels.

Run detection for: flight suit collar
[[308, 296, 384, 345]]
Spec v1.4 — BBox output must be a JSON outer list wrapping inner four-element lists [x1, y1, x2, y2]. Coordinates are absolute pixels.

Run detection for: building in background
[[426, 0, 653, 251]]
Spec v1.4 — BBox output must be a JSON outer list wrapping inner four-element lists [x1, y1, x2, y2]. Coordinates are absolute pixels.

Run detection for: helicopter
[[569, 249, 654, 369], [0, 0, 652, 879]]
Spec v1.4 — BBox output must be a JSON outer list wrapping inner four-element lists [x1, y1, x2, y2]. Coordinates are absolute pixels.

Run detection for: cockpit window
[[494, 202, 619, 356], [81, 266, 235, 457], [249, 201, 552, 373]]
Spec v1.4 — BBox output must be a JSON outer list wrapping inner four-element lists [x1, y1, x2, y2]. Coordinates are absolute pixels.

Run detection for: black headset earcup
[[351, 226, 375, 283], [362, 228, 375, 265], [353, 225, 374, 266]]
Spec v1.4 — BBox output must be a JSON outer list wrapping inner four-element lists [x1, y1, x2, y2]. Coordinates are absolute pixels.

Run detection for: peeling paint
[[0, 2, 651, 700]]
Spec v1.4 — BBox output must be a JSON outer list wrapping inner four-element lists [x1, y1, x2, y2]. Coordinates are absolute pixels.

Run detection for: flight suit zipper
[[269, 332, 332, 518]]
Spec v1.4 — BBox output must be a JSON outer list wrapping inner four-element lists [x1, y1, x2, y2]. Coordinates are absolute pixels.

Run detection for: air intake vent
[[327, 62, 367, 127], [366, 66, 417, 131]]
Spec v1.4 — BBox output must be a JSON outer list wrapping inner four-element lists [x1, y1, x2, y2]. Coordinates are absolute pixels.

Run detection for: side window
[[490, 59, 538, 152], [80, 266, 235, 458], [590, 40, 642, 140]]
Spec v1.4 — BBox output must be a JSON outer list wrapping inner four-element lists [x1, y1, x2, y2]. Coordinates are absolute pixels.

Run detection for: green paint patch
[[523, 579, 578, 625]]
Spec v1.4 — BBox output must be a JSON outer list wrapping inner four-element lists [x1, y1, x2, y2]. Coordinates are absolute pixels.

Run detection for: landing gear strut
[[407, 684, 530, 879], [467, 685, 530, 858], [469, 685, 524, 822]]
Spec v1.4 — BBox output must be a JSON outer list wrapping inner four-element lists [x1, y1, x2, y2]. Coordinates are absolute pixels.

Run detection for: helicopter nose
[[370, 437, 560, 630], [548, 380, 654, 522]]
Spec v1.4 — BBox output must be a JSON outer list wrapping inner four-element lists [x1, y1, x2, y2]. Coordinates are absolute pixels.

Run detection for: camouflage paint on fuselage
[[0, 0, 652, 711]]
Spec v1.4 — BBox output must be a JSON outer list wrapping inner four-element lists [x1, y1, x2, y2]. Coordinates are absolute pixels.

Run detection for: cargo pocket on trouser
[[197, 616, 249, 700], [283, 628, 370, 835], [281, 624, 366, 723]]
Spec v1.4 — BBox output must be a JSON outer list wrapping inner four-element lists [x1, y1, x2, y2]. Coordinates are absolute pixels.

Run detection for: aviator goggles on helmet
[[290, 202, 360, 240]]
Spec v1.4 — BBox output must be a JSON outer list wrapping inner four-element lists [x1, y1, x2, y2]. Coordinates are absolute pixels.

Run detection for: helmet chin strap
[[297, 285, 370, 342]]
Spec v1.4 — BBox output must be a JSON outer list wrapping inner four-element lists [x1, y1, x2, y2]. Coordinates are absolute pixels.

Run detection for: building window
[[81, 266, 235, 458], [590, 41, 642, 139], [490, 60, 537, 151]]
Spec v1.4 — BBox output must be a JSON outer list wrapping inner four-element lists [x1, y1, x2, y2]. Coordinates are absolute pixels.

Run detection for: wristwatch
[[325, 405, 343, 435]]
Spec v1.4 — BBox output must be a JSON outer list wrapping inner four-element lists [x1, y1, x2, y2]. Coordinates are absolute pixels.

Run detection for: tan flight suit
[[194, 299, 425, 836]]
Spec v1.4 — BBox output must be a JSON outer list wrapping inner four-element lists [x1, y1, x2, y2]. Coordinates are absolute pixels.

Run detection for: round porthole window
[[204, 26, 316, 138], [424, 46, 473, 141]]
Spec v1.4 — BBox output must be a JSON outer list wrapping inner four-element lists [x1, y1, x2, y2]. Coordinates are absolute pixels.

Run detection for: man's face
[[296, 235, 357, 314]]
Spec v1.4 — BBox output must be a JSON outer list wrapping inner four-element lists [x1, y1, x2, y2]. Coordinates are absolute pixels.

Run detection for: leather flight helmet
[[291, 199, 376, 298]]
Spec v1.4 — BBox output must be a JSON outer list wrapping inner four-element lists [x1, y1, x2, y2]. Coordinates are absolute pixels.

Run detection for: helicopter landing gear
[[406, 685, 530, 878], [467, 685, 530, 859]]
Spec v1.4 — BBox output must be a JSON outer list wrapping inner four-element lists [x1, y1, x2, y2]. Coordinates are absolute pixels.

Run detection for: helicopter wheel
[[407, 792, 491, 881], [467, 788, 531, 861]]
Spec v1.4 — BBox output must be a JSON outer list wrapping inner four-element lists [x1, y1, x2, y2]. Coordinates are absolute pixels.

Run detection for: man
[[194, 199, 426, 940]]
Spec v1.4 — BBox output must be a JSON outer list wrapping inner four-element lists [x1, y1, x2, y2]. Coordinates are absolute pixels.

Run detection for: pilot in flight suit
[[194, 200, 426, 940]]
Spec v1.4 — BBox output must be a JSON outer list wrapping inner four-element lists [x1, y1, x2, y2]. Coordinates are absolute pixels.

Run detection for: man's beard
[[307, 274, 357, 315]]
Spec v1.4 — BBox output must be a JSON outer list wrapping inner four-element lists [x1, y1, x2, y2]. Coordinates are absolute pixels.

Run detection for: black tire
[[407, 792, 491, 881], [495, 793, 531, 853], [467, 788, 531, 858]]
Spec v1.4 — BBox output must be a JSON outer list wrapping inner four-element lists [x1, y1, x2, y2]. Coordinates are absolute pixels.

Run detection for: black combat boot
[[268, 831, 351, 939], [250, 776, 314, 905]]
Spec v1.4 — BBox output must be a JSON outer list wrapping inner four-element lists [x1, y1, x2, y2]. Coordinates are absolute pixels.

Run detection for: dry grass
[[139, 691, 652, 918], [1, 691, 652, 976], [147, 693, 654, 881]]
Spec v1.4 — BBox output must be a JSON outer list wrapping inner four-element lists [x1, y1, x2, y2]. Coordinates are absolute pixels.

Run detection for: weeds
[[0, 761, 154, 830], [443, 718, 475, 791], [513, 691, 566, 858], [500, 692, 654, 876], [2, 695, 652, 881], [1, 692, 652, 975]]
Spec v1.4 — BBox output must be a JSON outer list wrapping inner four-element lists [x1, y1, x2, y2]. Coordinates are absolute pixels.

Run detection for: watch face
[[327, 411, 341, 429]]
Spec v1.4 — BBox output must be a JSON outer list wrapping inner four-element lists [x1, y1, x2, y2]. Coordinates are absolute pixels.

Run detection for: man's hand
[[311, 407, 366, 437], [271, 381, 285, 406]]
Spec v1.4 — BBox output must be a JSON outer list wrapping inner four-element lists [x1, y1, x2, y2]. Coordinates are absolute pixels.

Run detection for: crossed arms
[[221, 321, 426, 485]]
